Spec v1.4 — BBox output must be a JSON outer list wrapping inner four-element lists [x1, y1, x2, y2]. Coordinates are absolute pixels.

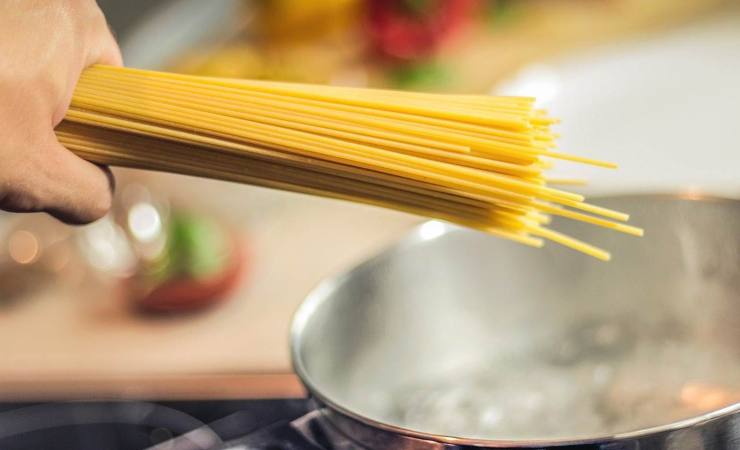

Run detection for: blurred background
[[0, 0, 738, 401]]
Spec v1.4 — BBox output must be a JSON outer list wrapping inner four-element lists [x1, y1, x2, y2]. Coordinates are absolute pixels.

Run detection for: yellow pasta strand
[[55, 65, 642, 259]]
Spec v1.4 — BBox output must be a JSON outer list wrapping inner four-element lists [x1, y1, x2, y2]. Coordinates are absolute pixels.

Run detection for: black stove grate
[[0, 399, 334, 450]]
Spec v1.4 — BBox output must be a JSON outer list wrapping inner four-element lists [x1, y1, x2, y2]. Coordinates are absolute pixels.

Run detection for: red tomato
[[131, 239, 247, 314], [366, 0, 480, 61]]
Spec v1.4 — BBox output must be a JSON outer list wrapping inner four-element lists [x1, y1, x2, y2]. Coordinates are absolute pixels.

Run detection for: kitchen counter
[[2, 0, 736, 401], [0, 171, 419, 400]]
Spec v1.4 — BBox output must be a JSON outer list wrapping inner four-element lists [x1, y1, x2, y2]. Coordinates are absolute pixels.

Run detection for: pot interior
[[292, 195, 740, 441]]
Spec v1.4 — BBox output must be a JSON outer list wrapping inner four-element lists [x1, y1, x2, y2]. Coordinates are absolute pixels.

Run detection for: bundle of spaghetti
[[56, 65, 643, 260]]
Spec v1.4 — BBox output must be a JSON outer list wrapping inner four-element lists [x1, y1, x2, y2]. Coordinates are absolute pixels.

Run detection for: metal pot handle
[[210, 409, 359, 450], [212, 418, 325, 449]]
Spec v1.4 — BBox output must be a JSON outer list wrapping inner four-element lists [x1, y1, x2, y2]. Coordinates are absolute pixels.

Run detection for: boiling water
[[381, 319, 740, 440]]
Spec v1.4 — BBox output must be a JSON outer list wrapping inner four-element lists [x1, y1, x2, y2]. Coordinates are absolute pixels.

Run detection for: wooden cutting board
[[0, 170, 419, 400]]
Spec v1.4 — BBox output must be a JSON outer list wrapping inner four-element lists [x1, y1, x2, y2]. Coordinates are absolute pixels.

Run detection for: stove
[[0, 399, 361, 450]]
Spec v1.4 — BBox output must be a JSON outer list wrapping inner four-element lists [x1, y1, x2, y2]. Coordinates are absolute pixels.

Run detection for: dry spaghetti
[[56, 65, 642, 260]]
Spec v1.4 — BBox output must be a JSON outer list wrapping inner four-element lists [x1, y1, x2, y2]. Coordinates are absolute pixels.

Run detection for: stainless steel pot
[[291, 194, 740, 449]]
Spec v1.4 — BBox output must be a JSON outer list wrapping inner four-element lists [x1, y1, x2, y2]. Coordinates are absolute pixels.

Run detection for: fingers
[[44, 4, 120, 224], [44, 139, 114, 224], [2, 133, 115, 225]]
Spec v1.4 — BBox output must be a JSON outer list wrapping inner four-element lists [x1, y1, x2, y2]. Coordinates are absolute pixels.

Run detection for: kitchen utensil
[[287, 194, 740, 449]]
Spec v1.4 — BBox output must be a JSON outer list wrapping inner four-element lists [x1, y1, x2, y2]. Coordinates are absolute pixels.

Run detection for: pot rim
[[290, 191, 740, 447]]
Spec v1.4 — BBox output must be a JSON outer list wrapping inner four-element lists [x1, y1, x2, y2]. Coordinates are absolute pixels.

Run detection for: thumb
[[93, 26, 123, 68], [87, 13, 123, 68], [37, 133, 114, 224]]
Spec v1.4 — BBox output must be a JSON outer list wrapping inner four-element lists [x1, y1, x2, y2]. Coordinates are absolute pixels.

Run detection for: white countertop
[[497, 10, 740, 198]]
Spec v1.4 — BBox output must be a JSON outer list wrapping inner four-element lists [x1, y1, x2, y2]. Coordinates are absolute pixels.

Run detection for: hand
[[0, 0, 122, 224]]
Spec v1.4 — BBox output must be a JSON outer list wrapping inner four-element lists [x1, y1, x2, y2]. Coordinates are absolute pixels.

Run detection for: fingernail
[[98, 164, 116, 194]]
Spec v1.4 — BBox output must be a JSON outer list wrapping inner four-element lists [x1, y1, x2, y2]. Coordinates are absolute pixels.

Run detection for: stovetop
[[0, 399, 356, 450]]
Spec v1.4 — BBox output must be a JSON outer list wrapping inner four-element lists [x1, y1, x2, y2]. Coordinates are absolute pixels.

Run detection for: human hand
[[0, 0, 122, 224]]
